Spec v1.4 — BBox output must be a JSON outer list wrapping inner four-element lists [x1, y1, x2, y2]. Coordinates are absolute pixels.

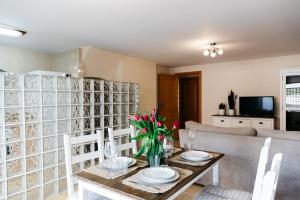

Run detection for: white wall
[[170, 54, 300, 128], [0, 44, 53, 72]]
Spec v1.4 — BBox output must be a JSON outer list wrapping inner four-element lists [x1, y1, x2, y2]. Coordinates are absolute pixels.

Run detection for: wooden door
[[179, 77, 199, 128], [158, 74, 179, 139]]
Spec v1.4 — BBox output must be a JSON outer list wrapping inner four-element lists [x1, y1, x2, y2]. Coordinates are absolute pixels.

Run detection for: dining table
[[76, 148, 224, 200]]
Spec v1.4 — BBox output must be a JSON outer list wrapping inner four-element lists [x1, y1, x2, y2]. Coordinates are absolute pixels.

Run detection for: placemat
[[169, 153, 215, 166], [122, 166, 193, 194], [84, 159, 148, 179]]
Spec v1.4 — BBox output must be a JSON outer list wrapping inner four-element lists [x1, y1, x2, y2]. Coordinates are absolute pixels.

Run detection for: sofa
[[179, 121, 300, 200]]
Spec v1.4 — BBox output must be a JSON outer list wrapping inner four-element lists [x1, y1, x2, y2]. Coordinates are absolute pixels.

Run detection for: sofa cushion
[[257, 129, 300, 141], [185, 121, 257, 136]]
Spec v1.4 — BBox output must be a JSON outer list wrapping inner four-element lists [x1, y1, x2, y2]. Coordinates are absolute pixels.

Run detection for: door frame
[[175, 71, 202, 124]]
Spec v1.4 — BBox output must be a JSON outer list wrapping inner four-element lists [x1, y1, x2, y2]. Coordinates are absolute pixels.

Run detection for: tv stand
[[212, 115, 274, 129]]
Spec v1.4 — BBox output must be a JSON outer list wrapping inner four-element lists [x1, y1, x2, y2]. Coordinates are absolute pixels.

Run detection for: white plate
[[138, 168, 179, 184], [141, 167, 176, 180], [101, 157, 136, 170], [181, 151, 213, 162]]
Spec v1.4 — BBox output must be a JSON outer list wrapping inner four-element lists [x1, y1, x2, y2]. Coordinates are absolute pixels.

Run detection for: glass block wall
[[0, 73, 139, 200]]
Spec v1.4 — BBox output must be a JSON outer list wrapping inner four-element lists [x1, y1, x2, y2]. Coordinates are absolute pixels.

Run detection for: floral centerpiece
[[129, 108, 179, 166]]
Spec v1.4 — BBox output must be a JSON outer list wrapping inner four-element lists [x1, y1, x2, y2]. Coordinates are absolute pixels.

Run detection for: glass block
[[7, 158, 23, 177], [43, 121, 56, 136], [58, 164, 66, 178], [94, 92, 101, 103], [43, 136, 56, 151], [83, 106, 91, 117], [71, 78, 81, 91], [0, 181, 4, 198], [7, 192, 25, 200], [24, 91, 40, 106], [72, 163, 80, 174], [104, 81, 110, 92], [58, 150, 64, 164], [121, 93, 128, 103], [5, 108, 21, 125], [94, 105, 101, 116], [25, 123, 41, 139], [121, 82, 128, 92], [58, 178, 67, 193], [58, 135, 64, 149], [6, 142, 23, 160], [43, 182, 55, 199], [129, 104, 136, 114], [26, 155, 42, 172], [104, 92, 110, 103], [71, 132, 80, 137], [27, 187, 42, 200], [58, 120, 69, 134], [42, 107, 56, 121], [83, 118, 91, 130], [104, 116, 110, 127], [113, 116, 119, 126], [71, 146, 81, 157], [26, 171, 41, 189], [83, 92, 91, 104], [94, 117, 101, 129], [24, 74, 40, 90], [43, 152, 56, 168], [0, 109, 3, 126], [83, 160, 91, 169], [129, 83, 135, 92], [57, 91, 70, 105], [26, 139, 41, 155], [113, 94, 121, 103], [4, 90, 22, 107], [25, 107, 40, 123], [42, 92, 56, 105], [94, 80, 101, 91], [113, 82, 120, 92], [4, 74, 20, 89], [129, 93, 136, 103], [71, 119, 82, 132], [104, 105, 111, 115], [71, 92, 81, 104], [71, 105, 81, 118], [84, 79, 91, 91], [57, 106, 70, 119], [42, 76, 55, 90], [113, 105, 121, 115], [121, 115, 128, 125], [43, 166, 56, 183], [0, 163, 4, 180], [5, 125, 22, 142], [57, 77, 69, 90], [122, 104, 128, 114]]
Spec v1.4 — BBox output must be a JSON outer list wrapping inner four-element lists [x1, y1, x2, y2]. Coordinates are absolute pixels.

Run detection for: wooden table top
[[76, 149, 224, 200]]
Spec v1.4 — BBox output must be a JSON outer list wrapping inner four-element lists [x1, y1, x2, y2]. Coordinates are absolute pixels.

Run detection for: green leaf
[[134, 145, 145, 158]]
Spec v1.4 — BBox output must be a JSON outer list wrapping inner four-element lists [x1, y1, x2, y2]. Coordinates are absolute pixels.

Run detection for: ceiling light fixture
[[203, 43, 223, 57], [0, 25, 26, 37]]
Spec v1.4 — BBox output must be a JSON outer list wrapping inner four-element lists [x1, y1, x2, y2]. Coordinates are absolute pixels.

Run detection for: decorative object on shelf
[[203, 43, 224, 57], [129, 109, 179, 167], [218, 103, 226, 115], [228, 90, 237, 116]]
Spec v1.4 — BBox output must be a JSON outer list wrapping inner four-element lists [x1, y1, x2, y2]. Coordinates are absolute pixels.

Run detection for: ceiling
[[1, 0, 300, 67]]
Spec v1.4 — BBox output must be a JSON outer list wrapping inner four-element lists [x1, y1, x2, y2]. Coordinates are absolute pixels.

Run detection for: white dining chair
[[64, 130, 108, 200], [196, 137, 272, 200], [108, 125, 137, 156]]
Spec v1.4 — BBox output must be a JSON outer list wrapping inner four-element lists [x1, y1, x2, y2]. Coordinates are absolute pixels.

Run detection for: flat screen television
[[239, 96, 275, 117]]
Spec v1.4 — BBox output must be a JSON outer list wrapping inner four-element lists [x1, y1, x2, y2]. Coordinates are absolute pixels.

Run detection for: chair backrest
[[64, 130, 104, 199], [108, 125, 137, 156], [259, 153, 283, 200], [252, 137, 272, 200]]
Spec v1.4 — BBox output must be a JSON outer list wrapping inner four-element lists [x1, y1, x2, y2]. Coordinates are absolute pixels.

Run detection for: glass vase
[[148, 155, 161, 167]]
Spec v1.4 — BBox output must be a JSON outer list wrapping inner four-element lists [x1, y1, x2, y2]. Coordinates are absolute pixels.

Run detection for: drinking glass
[[104, 141, 118, 178], [163, 137, 174, 166]]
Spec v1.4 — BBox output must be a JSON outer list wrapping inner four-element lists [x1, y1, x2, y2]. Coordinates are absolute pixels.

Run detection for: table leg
[[213, 162, 219, 185], [78, 180, 84, 200]]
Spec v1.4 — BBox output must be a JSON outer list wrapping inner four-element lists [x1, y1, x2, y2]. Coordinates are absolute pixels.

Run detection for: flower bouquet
[[129, 108, 179, 166]]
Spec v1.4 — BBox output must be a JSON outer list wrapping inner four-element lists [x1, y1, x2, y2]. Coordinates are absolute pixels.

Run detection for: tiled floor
[[48, 184, 202, 200]]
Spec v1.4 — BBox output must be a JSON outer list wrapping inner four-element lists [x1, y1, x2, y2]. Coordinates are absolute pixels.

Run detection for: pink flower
[[158, 133, 164, 141], [151, 108, 156, 116], [142, 115, 149, 122], [141, 128, 148, 134], [173, 121, 180, 129], [150, 115, 155, 123], [156, 121, 162, 127], [133, 114, 140, 121]]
